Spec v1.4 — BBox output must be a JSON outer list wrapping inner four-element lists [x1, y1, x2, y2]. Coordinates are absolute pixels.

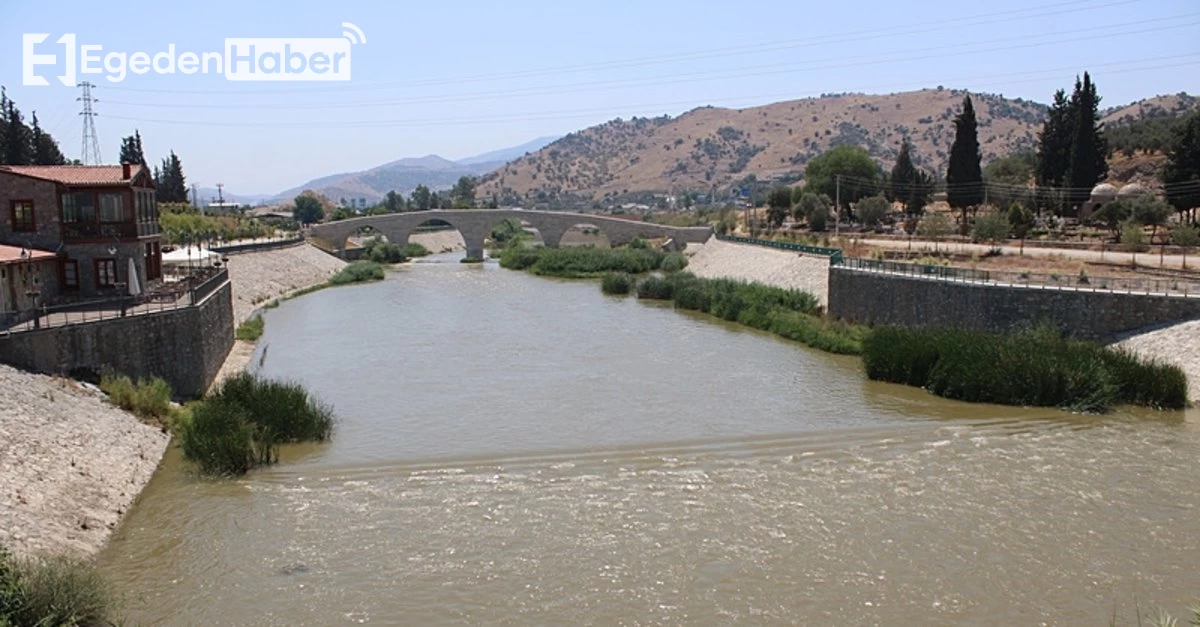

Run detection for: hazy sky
[[1, 0, 1197, 193]]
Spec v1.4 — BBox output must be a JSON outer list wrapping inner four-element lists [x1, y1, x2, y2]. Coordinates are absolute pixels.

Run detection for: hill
[[477, 89, 1196, 206]]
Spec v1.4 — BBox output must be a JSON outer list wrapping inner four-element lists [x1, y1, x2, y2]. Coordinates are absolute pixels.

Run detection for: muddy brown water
[[99, 255, 1200, 625]]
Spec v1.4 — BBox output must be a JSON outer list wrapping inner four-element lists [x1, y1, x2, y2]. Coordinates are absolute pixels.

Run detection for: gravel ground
[[225, 242, 347, 325], [0, 365, 169, 557], [685, 237, 831, 305], [1116, 319, 1200, 404]]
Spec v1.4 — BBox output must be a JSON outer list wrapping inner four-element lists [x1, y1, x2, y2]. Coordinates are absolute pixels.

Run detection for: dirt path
[[0, 366, 169, 557]]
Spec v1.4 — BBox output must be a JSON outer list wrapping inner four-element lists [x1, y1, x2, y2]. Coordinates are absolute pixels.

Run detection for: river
[[99, 254, 1200, 625]]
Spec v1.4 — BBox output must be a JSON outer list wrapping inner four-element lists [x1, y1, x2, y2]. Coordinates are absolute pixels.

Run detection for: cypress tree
[[119, 130, 147, 166], [1, 88, 33, 166], [888, 139, 916, 204], [946, 95, 983, 232], [1036, 89, 1074, 215], [30, 112, 66, 165], [1163, 110, 1200, 222], [1064, 72, 1108, 212], [156, 151, 188, 202]]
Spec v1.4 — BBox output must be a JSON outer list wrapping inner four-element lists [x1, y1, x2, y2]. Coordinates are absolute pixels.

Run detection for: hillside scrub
[[862, 326, 1188, 412], [499, 245, 666, 277], [178, 373, 335, 476], [0, 546, 117, 627], [329, 261, 385, 285], [634, 273, 862, 354]]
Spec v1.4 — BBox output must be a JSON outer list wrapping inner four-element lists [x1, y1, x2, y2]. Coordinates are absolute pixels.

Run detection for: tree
[[29, 112, 65, 165], [1162, 110, 1200, 221], [1170, 224, 1199, 269], [1120, 221, 1147, 260], [0, 88, 32, 166], [1007, 202, 1035, 252], [1130, 196, 1172, 244], [1092, 200, 1132, 239], [1064, 73, 1108, 210], [293, 194, 324, 225], [119, 130, 147, 166], [765, 186, 793, 229], [429, 191, 442, 209], [984, 151, 1036, 210], [855, 195, 890, 228], [916, 213, 953, 252], [411, 185, 432, 210], [804, 145, 880, 211], [384, 190, 403, 212], [946, 95, 983, 232], [450, 176, 477, 208], [155, 151, 188, 202], [1036, 89, 1074, 204], [887, 140, 917, 204], [971, 211, 1011, 248], [795, 192, 831, 232]]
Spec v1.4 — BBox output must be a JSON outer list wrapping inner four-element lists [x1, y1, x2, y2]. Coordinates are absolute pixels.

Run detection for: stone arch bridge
[[309, 210, 714, 259]]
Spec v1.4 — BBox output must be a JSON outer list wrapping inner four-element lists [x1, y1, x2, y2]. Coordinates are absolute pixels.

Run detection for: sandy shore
[[0, 365, 169, 557], [685, 237, 831, 305], [1116, 320, 1200, 404]]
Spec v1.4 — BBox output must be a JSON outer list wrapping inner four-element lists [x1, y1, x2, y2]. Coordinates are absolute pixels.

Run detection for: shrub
[[330, 261, 385, 285], [862, 326, 1188, 412], [971, 211, 1011, 246], [212, 372, 335, 443], [636, 275, 675, 300], [600, 272, 633, 295], [178, 395, 262, 476], [235, 316, 264, 341], [660, 252, 689, 272], [99, 373, 173, 423], [399, 242, 431, 258], [0, 546, 117, 627], [502, 246, 665, 278], [628, 237, 650, 249]]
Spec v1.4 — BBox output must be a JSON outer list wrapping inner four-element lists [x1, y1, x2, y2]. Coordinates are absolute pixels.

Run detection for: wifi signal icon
[[342, 22, 367, 45]]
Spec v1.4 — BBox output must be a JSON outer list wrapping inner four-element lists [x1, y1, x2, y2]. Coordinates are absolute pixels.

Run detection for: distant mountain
[[458, 135, 560, 166], [195, 187, 272, 206], [267, 137, 557, 204], [475, 89, 1195, 206]]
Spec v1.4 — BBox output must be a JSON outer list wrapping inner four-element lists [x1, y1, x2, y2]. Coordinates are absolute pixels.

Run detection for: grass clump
[[400, 242, 431, 258], [0, 546, 117, 627], [99, 373, 172, 424], [862, 326, 1188, 412], [178, 373, 334, 476], [660, 251, 689, 273], [600, 272, 634, 295], [235, 316, 264, 341], [500, 245, 665, 278], [329, 261, 385, 285], [635, 273, 861, 354]]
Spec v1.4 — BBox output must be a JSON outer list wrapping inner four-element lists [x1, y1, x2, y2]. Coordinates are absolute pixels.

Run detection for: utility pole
[[835, 174, 841, 237], [191, 184, 198, 208], [217, 183, 225, 206], [77, 82, 101, 165]]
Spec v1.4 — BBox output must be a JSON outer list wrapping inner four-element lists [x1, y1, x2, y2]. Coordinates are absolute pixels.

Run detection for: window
[[61, 260, 79, 289], [10, 200, 35, 232], [95, 259, 118, 288], [62, 192, 95, 224], [99, 192, 124, 222]]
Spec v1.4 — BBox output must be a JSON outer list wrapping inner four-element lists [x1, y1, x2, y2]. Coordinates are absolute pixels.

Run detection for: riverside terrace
[[309, 210, 715, 259]]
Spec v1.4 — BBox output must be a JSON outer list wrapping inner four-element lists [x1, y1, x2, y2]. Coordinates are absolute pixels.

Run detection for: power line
[[100, 0, 1145, 97], [99, 57, 1200, 130], [100, 14, 1198, 111], [77, 81, 101, 165]]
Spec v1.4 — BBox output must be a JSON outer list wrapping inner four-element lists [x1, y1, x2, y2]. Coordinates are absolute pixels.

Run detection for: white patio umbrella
[[127, 258, 142, 296]]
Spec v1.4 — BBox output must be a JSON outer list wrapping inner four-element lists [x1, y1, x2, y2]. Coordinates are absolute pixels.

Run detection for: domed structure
[[1090, 183, 1119, 200], [1117, 183, 1150, 198]]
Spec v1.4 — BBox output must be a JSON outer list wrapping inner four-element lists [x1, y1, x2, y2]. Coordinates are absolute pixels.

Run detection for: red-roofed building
[[0, 164, 163, 320]]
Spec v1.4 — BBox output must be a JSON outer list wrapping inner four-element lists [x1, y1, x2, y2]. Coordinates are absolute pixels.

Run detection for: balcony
[[62, 221, 159, 242]]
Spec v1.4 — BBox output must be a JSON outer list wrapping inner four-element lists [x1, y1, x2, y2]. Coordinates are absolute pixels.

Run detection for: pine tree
[[946, 95, 983, 232], [1036, 89, 1075, 214], [119, 130, 147, 166], [1064, 72, 1107, 211], [1163, 110, 1200, 222], [156, 151, 188, 202], [30, 112, 66, 165], [1, 88, 33, 166]]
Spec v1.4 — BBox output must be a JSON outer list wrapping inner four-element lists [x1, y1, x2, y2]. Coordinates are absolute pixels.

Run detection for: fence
[[838, 257, 1200, 297], [1, 268, 230, 333], [715, 234, 844, 263], [211, 236, 304, 255]]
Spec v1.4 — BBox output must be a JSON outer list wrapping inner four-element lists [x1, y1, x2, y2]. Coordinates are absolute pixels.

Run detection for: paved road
[[849, 237, 1197, 271]]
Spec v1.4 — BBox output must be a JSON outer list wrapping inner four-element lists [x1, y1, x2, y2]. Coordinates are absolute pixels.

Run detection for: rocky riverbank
[[1118, 319, 1200, 405], [684, 237, 831, 305], [0, 365, 169, 557]]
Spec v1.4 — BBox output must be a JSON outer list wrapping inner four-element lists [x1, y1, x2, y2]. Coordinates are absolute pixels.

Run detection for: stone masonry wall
[[0, 281, 234, 397], [827, 268, 1200, 342]]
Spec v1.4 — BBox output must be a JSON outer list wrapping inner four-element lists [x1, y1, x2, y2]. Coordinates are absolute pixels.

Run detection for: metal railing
[[838, 257, 1200, 297], [211, 236, 304, 254], [0, 268, 229, 333], [716, 234, 844, 263]]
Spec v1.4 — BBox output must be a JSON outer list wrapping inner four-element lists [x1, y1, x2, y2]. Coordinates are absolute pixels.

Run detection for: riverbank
[[1118, 319, 1200, 404], [684, 236, 831, 305], [0, 365, 169, 558]]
